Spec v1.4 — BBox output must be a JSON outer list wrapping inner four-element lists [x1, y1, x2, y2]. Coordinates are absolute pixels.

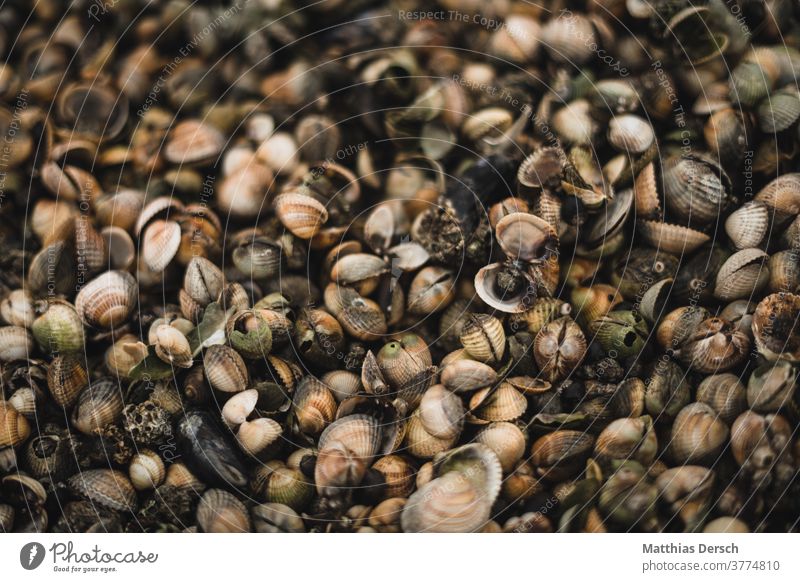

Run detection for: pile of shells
[[1, 0, 800, 533]]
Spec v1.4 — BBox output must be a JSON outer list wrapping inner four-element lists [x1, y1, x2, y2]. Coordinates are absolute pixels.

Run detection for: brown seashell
[[196, 489, 250, 532], [274, 192, 329, 240], [670, 403, 729, 465], [530, 430, 594, 482], [714, 248, 769, 302], [495, 212, 559, 263], [404, 411, 458, 459], [68, 469, 138, 512], [677, 317, 750, 373], [418, 384, 464, 440], [129, 450, 166, 491], [154, 325, 193, 369], [47, 355, 89, 408], [0, 401, 30, 448], [75, 270, 137, 329], [372, 455, 415, 499], [696, 373, 747, 425], [292, 377, 337, 437], [752, 293, 800, 362], [469, 383, 527, 422], [440, 359, 497, 393], [475, 422, 526, 473], [142, 219, 181, 273], [70, 378, 123, 436], [237, 418, 283, 458], [607, 114, 655, 153], [164, 120, 225, 165], [203, 345, 249, 393], [633, 162, 661, 219], [460, 313, 505, 364], [725, 201, 769, 250], [407, 266, 456, 315], [533, 316, 586, 382], [638, 220, 710, 254]]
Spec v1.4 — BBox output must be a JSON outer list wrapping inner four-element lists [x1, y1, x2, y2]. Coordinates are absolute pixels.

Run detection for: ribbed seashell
[[460, 314, 505, 364], [724, 201, 769, 250], [1, 289, 35, 328], [315, 415, 382, 496], [154, 324, 193, 368], [663, 154, 731, 226], [670, 403, 729, 465], [274, 192, 329, 240], [28, 240, 75, 296], [569, 285, 620, 327], [469, 383, 527, 422], [129, 450, 166, 491], [656, 465, 715, 526], [24, 433, 74, 482], [489, 198, 530, 229], [321, 370, 362, 402], [637, 220, 710, 254], [184, 257, 224, 306], [747, 361, 796, 414], [75, 270, 137, 329], [407, 266, 455, 315], [47, 354, 89, 408], [67, 469, 138, 512], [656, 306, 709, 350], [696, 373, 746, 425], [0, 401, 30, 448], [372, 455, 415, 499], [221, 389, 259, 428], [404, 411, 458, 459], [677, 317, 750, 373], [590, 310, 649, 359], [729, 60, 774, 107], [533, 316, 586, 382], [530, 430, 594, 482], [752, 293, 800, 362], [509, 297, 571, 334], [105, 335, 148, 379], [232, 237, 283, 280], [376, 333, 432, 390], [203, 345, 249, 393], [541, 13, 596, 64], [165, 462, 205, 492], [418, 384, 464, 440], [163, 120, 225, 165], [71, 378, 123, 435], [729, 411, 791, 477], [475, 422, 525, 473], [8, 388, 35, 419], [607, 114, 654, 153], [0, 325, 34, 362], [633, 162, 661, 219], [95, 188, 145, 232], [337, 295, 387, 341], [318, 414, 382, 460], [758, 89, 800, 133], [196, 489, 250, 533], [292, 377, 336, 437], [461, 107, 513, 143], [251, 502, 305, 533], [237, 418, 283, 458], [141, 219, 181, 272], [754, 173, 800, 224], [32, 301, 85, 354], [714, 248, 769, 301], [260, 465, 313, 511], [101, 226, 136, 271], [331, 253, 388, 295], [638, 278, 675, 324], [594, 416, 657, 467], [440, 359, 497, 393]]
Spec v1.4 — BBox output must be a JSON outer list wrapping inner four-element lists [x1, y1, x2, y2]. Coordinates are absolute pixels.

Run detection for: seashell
[[292, 377, 337, 437], [164, 120, 225, 165], [176, 410, 248, 489], [509, 297, 572, 334], [704, 107, 749, 165], [533, 317, 586, 382], [372, 455, 415, 499], [530, 430, 594, 482], [725, 201, 769, 250], [105, 335, 148, 379], [70, 378, 123, 435], [401, 444, 502, 533], [460, 314, 505, 364], [259, 465, 313, 511], [75, 270, 137, 329], [1, 289, 35, 328], [496, 212, 559, 263], [590, 311, 649, 359], [594, 416, 658, 467], [598, 461, 659, 530], [754, 173, 800, 224], [656, 306, 709, 350], [670, 403, 729, 465], [584, 188, 634, 247], [633, 162, 661, 219], [419, 384, 464, 440], [677, 317, 750, 373], [663, 154, 731, 227], [376, 333, 432, 390], [469, 383, 527, 423], [101, 226, 136, 271], [196, 489, 250, 533], [68, 469, 138, 512], [407, 266, 455, 315], [475, 422, 526, 473], [24, 433, 74, 482], [752, 293, 800, 362], [655, 465, 715, 526], [315, 415, 383, 496], [768, 251, 800, 294], [154, 324, 193, 368], [473, 262, 538, 314], [330, 253, 388, 295], [184, 257, 224, 306], [28, 240, 75, 296], [203, 345, 249, 393], [729, 411, 791, 480], [129, 450, 166, 491], [142, 219, 181, 272], [747, 361, 796, 414], [730, 60, 774, 107], [237, 418, 283, 459], [221, 389, 259, 428], [8, 388, 36, 419], [0, 401, 30, 448], [637, 220, 710, 254], [0, 325, 34, 362], [758, 89, 800, 133], [714, 248, 769, 301], [552, 99, 595, 145], [321, 370, 362, 402], [607, 114, 654, 153], [274, 192, 329, 240], [32, 301, 85, 355], [696, 373, 746, 425], [233, 237, 283, 279], [164, 463, 204, 493], [440, 359, 497, 393], [47, 355, 89, 408], [338, 295, 388, 341], [404, 411, 458, 459], [251, 502, 305, 533], [638, 278, 674, 324], [226, 309, 273, 360]]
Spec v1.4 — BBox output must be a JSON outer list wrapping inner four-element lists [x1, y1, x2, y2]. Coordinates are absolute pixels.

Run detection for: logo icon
[[20, 542, 45, 570]]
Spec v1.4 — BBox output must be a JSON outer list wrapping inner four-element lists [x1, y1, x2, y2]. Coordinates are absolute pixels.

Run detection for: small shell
[[47, 355, 89, 408], [221, 389, 259, 427], [677, 317, 751, 373], [533, 317, 586, 382], [372, 455, 415, 499], [274, 192, 329, 239], [404, 411, 458, 459], [407, 266, 456, 315], [530, 430, 594, 482], [154, 325, 193, 368], [321, 370, 362, 403], [70, 378, 124, 436], [203, 345, 249, 393], [637, 220, 710, 254], [32, 301, 85, 354], [758, 90, 800, 133], [338, 295, 388, 341], [142, 219, 181, 272], [475, 422, 526, 472], [495, 212, 558, 263], [75, 270, 137, 329], [237, 418, 283, 458], [714, 248, 769, 301], [196, 489, 250, 533], [594, 416, 658, 467], [469, 383, 527, 422], [129, 450, 166, 491], [753, 293, 800, 362], [670, 403, 729, 465], [1, 289, 35, 328], [460, 314, 505, 364], [633, 162, 661, 219], [376, 333, 432, 390], [184, 257, 225, 306], [440, 359, 497, 393], [0, 401, 30, 448], [164, 120, 225, 165], [292, 377, 337, 437], [695, 374, 747, 425], [607, 114, 655, 153], [165, 462, 205, 492], [725, 201, 769, 250], [68, 469, 138, 512], [260, 465, 313, 511], [747, 361, 797, 414], [0, 326, 34, 362], [419, 384, 464, 440]]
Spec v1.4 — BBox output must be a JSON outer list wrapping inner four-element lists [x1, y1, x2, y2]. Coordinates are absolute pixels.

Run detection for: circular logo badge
[[20, 542, 46, 570]]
